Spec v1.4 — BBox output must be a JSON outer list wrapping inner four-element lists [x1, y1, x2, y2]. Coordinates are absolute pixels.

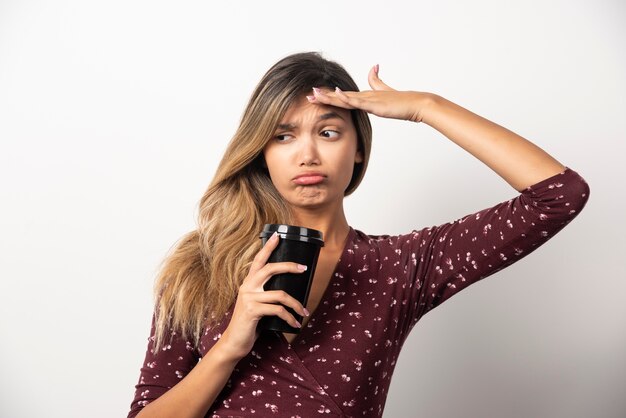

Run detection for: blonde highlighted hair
[[152, 52, 373, 351]]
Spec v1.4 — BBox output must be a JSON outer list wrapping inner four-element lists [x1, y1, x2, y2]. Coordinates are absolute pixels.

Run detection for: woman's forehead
[[279, 95, 351, 125]]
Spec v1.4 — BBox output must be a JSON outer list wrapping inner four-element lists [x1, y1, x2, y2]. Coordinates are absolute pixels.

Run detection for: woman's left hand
[[307, 65, 434, 123]]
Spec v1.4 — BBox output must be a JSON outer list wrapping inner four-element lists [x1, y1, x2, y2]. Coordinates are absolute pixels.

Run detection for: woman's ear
[[355, 149, 364, 164]]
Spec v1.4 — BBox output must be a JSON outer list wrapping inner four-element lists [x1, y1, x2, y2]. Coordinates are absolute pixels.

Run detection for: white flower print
[[264, 403, 278, 413]]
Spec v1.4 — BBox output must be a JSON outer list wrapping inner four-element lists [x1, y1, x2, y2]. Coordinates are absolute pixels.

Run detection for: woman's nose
[[299, 135, 321, 166]]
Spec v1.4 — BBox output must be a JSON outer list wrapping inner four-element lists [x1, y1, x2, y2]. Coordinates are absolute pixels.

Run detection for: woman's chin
[[288, 191, 331, 208], [280, 185, 345, 210]]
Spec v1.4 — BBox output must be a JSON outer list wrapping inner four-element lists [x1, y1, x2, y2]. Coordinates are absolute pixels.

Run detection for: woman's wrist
[[212, 332, 248, 365], [410, 91, 440, 124]]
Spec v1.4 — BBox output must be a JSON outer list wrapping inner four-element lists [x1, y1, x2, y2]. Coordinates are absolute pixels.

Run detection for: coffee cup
[[257, 224, 324, 334]]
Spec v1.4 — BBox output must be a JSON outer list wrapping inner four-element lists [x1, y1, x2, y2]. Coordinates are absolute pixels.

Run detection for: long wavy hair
[[152, 52, 373, 351]]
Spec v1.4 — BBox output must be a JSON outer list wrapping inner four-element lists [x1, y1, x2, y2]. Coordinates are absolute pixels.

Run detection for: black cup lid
[[259, 224, 324, 246]]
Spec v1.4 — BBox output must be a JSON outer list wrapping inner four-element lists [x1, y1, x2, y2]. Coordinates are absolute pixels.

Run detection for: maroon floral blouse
[[129, 167, 589, 417]]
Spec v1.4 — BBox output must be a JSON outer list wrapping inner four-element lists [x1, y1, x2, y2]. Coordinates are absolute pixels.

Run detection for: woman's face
[[262, 93, 363, 211]]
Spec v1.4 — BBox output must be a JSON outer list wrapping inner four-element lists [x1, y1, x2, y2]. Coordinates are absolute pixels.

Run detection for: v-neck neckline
[[278, 226, 356, 347]]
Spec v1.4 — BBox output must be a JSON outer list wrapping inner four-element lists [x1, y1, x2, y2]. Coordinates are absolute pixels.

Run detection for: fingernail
[[375, 64, 379, 74], [297, 264, 307, 271], [271, 231, 279, 241], [303, 308, 310, 317], [306, 95, 316, 102], [335, 86, 344, 94], [295, 321, 302, 328], [312, 87, 321, 95]]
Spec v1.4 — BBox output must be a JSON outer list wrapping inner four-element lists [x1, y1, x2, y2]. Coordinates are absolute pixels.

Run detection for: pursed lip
[[292, 171, 327, 185], [292, 171, 327, 180]]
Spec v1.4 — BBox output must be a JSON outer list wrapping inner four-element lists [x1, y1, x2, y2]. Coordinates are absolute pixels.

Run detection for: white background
[[1, 1, 624, 417]]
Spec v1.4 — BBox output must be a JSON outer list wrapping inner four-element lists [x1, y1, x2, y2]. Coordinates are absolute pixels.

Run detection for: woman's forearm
[[419, 93, 566, 192], [136, 339, 240, 418]]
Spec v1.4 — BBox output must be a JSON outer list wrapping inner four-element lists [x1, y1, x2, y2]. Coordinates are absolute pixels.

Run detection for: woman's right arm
[[132, 337, 240, 418], [129, 231, 309, 418]]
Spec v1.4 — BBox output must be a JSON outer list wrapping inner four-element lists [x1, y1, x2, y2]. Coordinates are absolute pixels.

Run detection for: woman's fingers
[[368, 64, 395, 91], [309, 84, 427, 122], [237, 291, 305, 328], [221, 291, 303, 357], [255, 302, 303, 329], [333, 87, 364, 109], [312, 87, 392, 117], [256, 290, 309, 318], [244, 233, 308, 290], [310, 87, 368, 111], [249, 232, 281, 275], [309, 87, 354, 109], [247, 261, 307, 289]]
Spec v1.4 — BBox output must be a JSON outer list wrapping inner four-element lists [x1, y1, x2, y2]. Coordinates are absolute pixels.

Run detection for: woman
[[128, 52, 589, 417]]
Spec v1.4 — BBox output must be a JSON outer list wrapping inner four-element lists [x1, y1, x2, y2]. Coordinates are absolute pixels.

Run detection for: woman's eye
[[320, 130, 339, 139], [274, 134, 292, 142]]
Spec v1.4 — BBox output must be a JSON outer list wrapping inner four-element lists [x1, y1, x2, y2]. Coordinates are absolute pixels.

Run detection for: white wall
[[1, 1, 624, 417]]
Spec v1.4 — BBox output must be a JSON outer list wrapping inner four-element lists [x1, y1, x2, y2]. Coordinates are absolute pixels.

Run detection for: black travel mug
[[257, 224, 324, 334]]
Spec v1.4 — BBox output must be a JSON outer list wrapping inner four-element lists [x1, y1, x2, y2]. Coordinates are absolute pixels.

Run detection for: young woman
[[128, 52, 589, 417]]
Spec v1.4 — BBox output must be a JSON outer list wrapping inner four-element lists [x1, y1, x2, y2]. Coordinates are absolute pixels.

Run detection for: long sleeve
[[127, 314, 200, 418], [401, 166, 590, 325]]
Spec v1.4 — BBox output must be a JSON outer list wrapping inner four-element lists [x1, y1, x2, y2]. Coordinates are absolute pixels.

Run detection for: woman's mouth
[[293, 175, 326, 185]]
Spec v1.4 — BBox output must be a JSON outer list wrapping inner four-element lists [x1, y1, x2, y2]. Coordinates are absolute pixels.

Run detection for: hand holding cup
[[257, 224, 324, 334], [219, 231, 310, 361]]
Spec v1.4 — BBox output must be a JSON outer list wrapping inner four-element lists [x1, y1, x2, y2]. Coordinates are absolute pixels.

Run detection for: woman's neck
[[291, 206, 350, 250]]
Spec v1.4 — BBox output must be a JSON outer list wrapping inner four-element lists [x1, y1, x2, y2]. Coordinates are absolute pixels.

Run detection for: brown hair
[[152, 52, 372, 350]]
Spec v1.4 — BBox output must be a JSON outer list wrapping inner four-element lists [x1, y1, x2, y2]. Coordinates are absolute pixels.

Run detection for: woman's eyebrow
[[277, 122, 296, 130], [277, 112, 346, 130], [318, 111, 346, 122]]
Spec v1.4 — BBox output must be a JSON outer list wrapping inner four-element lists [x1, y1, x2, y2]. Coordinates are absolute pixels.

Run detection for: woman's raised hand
[[307, 65, 434, 123], [218, 232, 309, 360]]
